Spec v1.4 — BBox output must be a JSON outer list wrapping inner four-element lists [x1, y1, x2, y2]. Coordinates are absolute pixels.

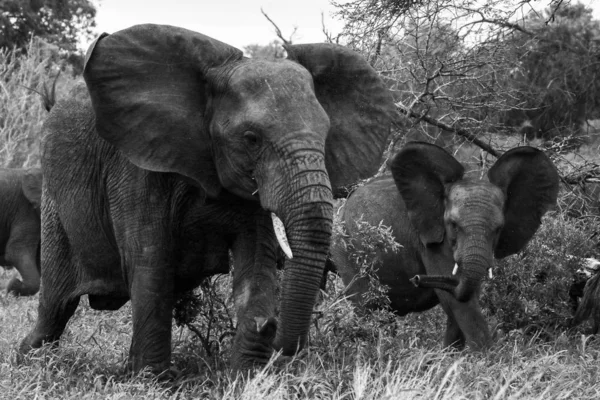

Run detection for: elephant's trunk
[[272, 197, 333, 355], [410, 274, 459, 293], [454, 254, 490, 302], [260, 141, 333, 356], [411, 256, 490, 302]]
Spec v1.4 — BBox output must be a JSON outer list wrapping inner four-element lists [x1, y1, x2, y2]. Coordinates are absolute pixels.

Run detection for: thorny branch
[[397, 103, 502, 157]]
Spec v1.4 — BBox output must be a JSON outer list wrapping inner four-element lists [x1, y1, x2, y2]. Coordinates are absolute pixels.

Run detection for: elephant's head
[[82, 25, 396, 358], [391, 142, 559, 302]]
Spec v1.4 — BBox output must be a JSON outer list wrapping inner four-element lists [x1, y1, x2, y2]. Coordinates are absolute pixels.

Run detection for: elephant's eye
[[243, 131, 261, 148], [449, 221, 458, 234]]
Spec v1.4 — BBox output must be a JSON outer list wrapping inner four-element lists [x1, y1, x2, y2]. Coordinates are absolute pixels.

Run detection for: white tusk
[[252, 189, 259, 196], [488, 268, 493, 279], [271, 213, 293, 259], [452, 263, 458, 276]]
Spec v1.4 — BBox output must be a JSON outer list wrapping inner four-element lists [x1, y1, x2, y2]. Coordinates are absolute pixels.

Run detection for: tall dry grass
[[0, 38, 79, 168]]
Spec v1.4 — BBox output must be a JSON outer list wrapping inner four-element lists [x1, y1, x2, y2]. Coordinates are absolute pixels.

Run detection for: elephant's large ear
[[285, 44, 397, 197], [83, 24, 244, 198], [488, 147, 559, 258], [22, 168, 42, 211], [390, 142, 464, 245]]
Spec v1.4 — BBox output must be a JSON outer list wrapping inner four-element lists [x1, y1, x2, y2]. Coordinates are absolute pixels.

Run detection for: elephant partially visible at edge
[[330, 142, 559, 350], [0, 168, 41, 296], [18, 24, 397, 373]]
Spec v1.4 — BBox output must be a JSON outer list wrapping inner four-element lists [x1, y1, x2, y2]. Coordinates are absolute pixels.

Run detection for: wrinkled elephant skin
[[18, 24, 397, 374], [0, 168, 41, 297], [330, 142, 559, 350]]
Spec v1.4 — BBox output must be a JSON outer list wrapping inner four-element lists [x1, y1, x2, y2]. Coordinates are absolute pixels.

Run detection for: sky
[[89, 0, 600, 51], [90, 0, 345, 50]]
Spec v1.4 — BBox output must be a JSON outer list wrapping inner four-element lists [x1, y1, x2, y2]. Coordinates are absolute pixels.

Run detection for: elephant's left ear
[[22, 168, 42, 211], [83, 24, 244, 198], [286, 44, 397, 197], [488, 147, 559, 258]]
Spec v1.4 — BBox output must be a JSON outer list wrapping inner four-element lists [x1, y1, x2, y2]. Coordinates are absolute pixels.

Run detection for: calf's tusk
[[452, 263, 459, 276]]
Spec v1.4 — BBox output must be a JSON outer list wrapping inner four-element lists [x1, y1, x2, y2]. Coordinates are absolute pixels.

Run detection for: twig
[[261, 8, 293, 46], [397, 103, 502, 158]]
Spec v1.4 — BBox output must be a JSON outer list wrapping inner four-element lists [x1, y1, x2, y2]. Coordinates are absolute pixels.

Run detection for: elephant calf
[[0, 168, 42, 296], [330, 142, 559, 350]]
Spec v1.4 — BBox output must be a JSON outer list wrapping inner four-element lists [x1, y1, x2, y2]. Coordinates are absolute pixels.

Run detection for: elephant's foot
[[18, 330, 59, 358], [6, 277, 39, 296], [443, 327, 466, 350], [230, 316, 277, 371], [19, 297, 80, 359], [127, 353, 172, 377]]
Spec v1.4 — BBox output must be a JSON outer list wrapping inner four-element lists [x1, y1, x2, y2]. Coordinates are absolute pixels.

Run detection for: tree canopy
[[329, 0, 600, 152], [0, 0, 96, 52], [505, 3, 600, 140]]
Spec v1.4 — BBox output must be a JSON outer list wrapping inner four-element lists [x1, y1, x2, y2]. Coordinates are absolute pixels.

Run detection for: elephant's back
[[340, 175, 437, 313], [342, 176, 407, 234], [42, 82, 122, 198]]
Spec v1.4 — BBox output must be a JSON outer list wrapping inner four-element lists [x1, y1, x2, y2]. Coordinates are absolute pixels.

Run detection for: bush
[[481, 212, 598, 336], [331, 207, 402, 309], [173, 275, 236, 363]]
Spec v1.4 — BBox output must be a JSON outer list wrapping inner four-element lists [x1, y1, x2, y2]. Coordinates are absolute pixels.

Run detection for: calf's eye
[[243, 131, 260, 147]]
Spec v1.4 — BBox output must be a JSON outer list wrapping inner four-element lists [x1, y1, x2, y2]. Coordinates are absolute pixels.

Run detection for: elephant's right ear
[[285, 43, 398, 197], [83, 24, 244, 198], [390, 142, 464, 246], [22, 168, 42, 211]]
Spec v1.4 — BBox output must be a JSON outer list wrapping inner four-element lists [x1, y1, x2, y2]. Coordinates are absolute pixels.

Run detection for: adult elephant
[[0, 168, 42, 296], [19, 24, 397, 373], [330, 142, 559, 349]]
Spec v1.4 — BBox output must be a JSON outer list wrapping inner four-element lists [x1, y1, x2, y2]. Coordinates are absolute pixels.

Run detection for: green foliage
[[332, 209, 402, 309], [505, 3, 600, 141], [173, 276, 236, 361], [0, 39, 78, 168], [0, 0, 96, 53], [481, 213, 598, 335]]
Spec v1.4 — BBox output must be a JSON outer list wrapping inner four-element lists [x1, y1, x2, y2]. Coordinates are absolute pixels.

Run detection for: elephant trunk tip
[[409, 274, 459, 294]]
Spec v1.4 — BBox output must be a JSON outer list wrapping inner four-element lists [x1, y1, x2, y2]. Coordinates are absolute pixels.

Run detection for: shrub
[[173, 275, 236, 361], [331, 207, 402, 309], [481, 212, 598, 336]]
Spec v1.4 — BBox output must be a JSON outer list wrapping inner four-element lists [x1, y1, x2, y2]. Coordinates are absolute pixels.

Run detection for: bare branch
[[545, 0, 565, 24], [261, 9, 293, 45], [397, 103, 503, 158]]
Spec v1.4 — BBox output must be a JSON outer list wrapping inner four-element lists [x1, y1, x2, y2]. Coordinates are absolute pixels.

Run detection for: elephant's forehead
[[446, 181, 505, 220], [229, 60, 314, 100]]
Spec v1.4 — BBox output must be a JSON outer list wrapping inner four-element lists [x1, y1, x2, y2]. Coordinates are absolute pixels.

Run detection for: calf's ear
[[390, 142, 464, 246], [488, 147, 559, 258]]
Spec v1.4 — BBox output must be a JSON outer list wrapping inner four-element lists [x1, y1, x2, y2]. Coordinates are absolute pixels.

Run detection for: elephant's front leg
[[436, 290, 491, 350], [127, 245, 175, 374], [230, 211, 279, 370]]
